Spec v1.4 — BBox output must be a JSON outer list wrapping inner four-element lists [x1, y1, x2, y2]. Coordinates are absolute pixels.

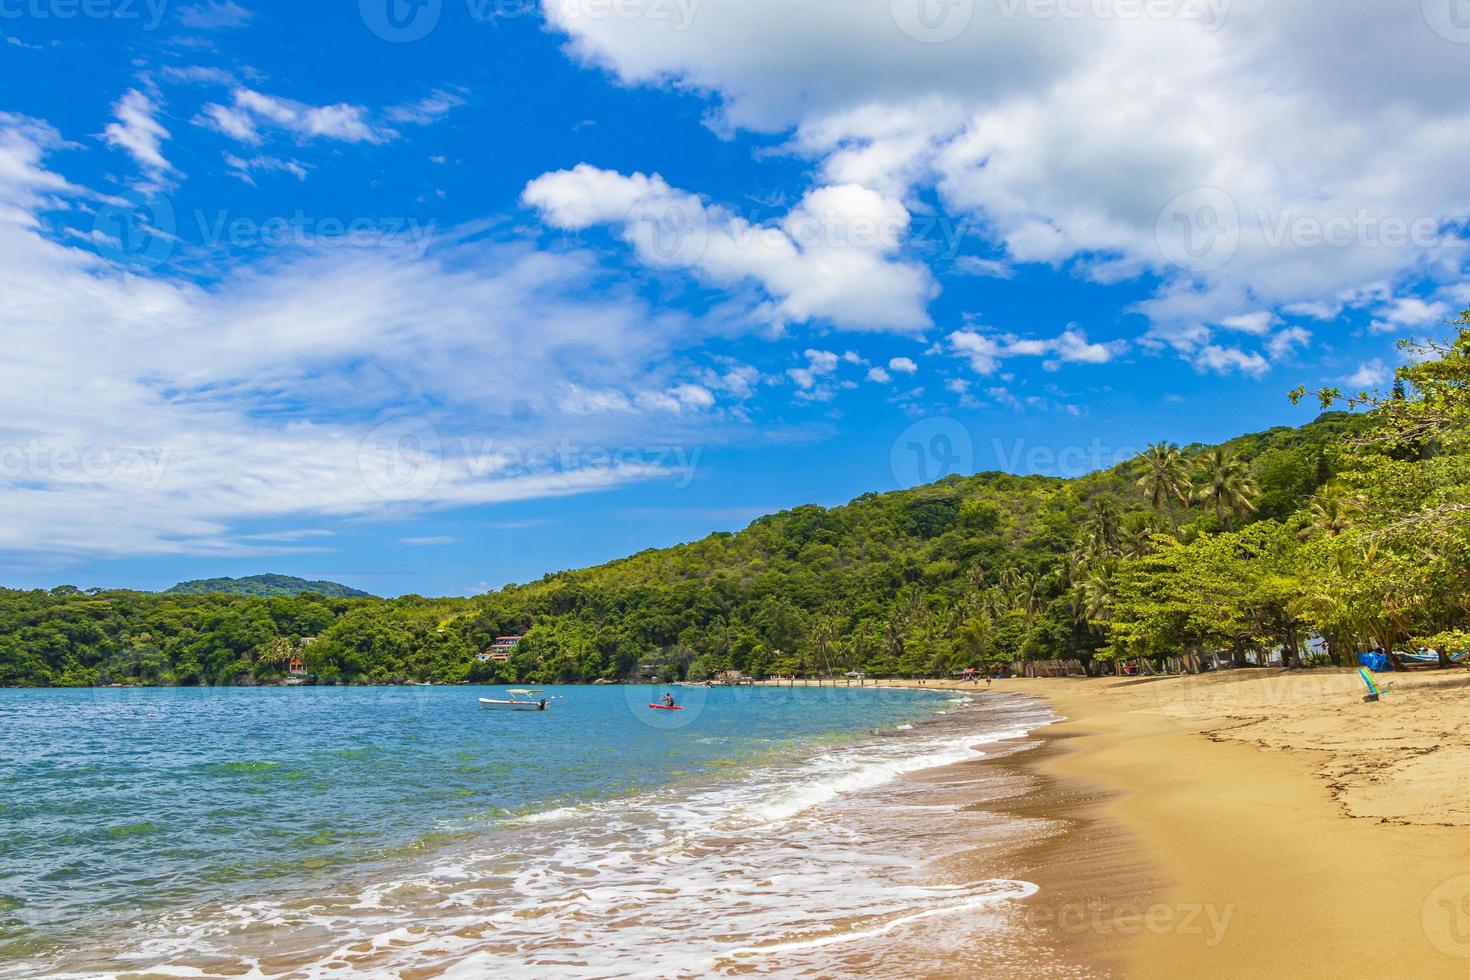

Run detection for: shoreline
[[887, 672, 1470, 978], [11, 675, 1468, 977]]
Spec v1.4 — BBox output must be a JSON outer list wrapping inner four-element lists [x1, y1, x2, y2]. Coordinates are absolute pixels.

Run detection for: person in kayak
[[661, 693, 676, 708]]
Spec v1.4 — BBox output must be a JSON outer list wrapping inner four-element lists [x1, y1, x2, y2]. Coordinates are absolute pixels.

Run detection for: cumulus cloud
[[787, 348, 840, 389], [1370, 297, 1453, 334], [543, 0, 1470, 370], [1266, 326, 1312, 360], [1193, 345, 1270, 378], [948, 326, 1122, 375], [1344, 359, 1390, 389], [523, 163, 936, 332]]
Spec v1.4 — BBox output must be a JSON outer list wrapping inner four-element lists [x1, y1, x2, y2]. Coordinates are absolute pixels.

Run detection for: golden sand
[[882, 670, 1470, 978]]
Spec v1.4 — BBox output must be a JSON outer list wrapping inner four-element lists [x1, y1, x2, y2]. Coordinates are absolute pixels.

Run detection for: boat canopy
[[506, 689, 543, 695]]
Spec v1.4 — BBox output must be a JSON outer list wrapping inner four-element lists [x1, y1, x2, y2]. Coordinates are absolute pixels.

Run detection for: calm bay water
[[0, 684, 1055, 978]]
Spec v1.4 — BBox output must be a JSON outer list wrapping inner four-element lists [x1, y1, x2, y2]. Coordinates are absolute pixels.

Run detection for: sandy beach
[[867, 670, 1470, 977]]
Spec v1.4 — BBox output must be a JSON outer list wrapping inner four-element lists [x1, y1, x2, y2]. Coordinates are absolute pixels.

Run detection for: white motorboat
[[478, 689, 549, 711]]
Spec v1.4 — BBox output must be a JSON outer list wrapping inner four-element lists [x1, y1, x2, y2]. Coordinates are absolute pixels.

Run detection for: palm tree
[[1018, 573, 1048, 621], [810, 617, 840, 676], [1136, 442, 1193, 529], [1083, 496, 1124, 557], [1192, 447, 1259, 527], [255, 636, 293, 669], [1078, 564, 1117, 624], [1297, 493, 1365, 541], [953, 615, 994, 665]]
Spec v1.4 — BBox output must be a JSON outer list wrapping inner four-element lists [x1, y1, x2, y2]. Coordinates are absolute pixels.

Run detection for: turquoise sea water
[[0, 684, 990, 974]]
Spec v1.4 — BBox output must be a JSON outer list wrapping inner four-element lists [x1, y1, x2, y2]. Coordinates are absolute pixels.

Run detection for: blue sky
[[1, 1, 1467, 596]]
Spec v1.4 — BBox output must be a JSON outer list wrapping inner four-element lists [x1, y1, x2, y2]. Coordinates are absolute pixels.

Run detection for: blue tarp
[[1357, 652, 1392, 672]]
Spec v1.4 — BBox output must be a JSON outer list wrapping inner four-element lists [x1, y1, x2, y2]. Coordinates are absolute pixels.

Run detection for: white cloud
[[787, 348, 840, 389], [866, 366, 891, 383], [949, 331, 1004, 375], [197, 88, 392, 145], [1194, 345, 1270, 377], [1049, 328, 1119, 367], [385, 89, 467, 126], [196, 102, 260, 143], [223, 153, 308, 185], [0, 115, 744, 559], [102, 89, 174, 179], [670, 383, 715, 410], [948, 327, 1122, 375], [1266, 326, 1311, 360], [523, 164, 936, 333], [1370, 297, 1452, 334], [700, 361, 762, 399], [402, 535, 458, 546], [544, 1, 1470, 368], [178, 1, 253, 29], [1218, 312, 1278, 335], [161, 65, 238, 86], [1344, 359, 1390, 389], [953, 256, 1015, 279], [888, 356, 918, 374]]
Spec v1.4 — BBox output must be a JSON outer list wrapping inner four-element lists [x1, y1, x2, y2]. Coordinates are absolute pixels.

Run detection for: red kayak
[[648, 703, 684, 711]]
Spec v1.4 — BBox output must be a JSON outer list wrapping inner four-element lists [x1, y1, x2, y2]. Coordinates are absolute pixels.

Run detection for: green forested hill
[[3, 319, 1468, 688], [165, 574, 374, 599]]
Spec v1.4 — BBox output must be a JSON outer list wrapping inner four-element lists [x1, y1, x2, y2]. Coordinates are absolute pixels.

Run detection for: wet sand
[[865, 672, 1470, 978]]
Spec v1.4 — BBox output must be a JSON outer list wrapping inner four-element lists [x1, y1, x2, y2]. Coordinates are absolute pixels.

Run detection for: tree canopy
[[5, 316, 1468, 687]]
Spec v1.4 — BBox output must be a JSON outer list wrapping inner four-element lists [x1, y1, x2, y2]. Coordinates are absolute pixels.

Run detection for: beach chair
[[1357, 667, 1392, 703]]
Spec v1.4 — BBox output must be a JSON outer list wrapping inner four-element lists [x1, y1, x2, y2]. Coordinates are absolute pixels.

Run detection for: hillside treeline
[[4, 316, 1467, 687]]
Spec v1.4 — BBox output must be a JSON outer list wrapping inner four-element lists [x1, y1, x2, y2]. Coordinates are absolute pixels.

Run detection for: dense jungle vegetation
[[4, 317, 1467, 687]]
